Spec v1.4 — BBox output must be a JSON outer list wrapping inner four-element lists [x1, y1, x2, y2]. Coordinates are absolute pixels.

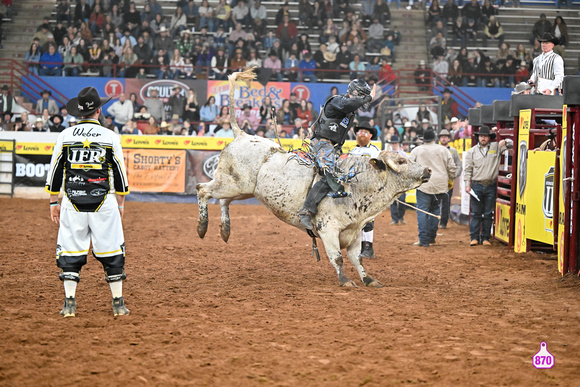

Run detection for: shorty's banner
[[514, 109, 530, 253], [14, 154, 52, 187], [124, 149, 186, 193], [494, 202, 510, 244], [525, 152, 556, 245]]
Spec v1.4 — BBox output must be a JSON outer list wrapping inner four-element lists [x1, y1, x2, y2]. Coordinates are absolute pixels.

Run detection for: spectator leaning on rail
[[463, 126, 507, 246], [528, 32, 564, 96], [409, 129, 456, 247], [107, 93, 134, 132]]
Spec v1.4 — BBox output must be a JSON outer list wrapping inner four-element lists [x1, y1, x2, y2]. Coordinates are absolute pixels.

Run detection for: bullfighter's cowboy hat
[[474, 125, 497, 140], [537, 32, 559, 45], [66, 87, 111, 117], [354, 121, 377, 140]]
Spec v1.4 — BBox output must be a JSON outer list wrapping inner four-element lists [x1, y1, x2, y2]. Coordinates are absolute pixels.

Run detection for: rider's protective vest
[[313, 96, 355, 146]]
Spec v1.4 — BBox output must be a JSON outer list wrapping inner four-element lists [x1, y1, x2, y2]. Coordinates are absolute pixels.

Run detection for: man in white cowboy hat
[[438, 128, 462, 229], [45, 86, 130, 317], [463, 125, 506, 246], [349, 121, 381, 258], [529, 32, 564, 95], [409, 129, 456, 247]]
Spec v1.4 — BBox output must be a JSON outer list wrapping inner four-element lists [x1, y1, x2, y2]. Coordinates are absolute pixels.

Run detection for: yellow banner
[[525, 152, 556, 245], [124, 149, 186, 193], [11, 142, 54, 155], [514, 109, 530, 253], [494, 202, 510, 243], [0, 140, 14, 152], [557, 106, 567, 274]]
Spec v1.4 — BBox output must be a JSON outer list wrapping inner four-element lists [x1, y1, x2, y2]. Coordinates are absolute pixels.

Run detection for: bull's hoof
[[220, 223, 230, 243], [197, 220, 208, 239], [365, 279, 384, 288], [339, 280, 358, 288]]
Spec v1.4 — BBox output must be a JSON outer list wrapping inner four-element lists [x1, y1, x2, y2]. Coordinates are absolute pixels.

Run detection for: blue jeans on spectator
[[40, 67, 61, 76], [390, 193, 406, 223], [64, 67, 80, 76], [302, 74, 318, 83], [439, 188, 453, 227], [416, 190, 445, 246], [469, 182, 496, 243], [388, 0, 401, 8]]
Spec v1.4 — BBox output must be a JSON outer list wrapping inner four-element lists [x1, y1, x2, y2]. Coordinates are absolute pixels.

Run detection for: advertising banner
[[514, 109, 530, 253], [13, 154, 52, 187], [185, 149, 221, 194], [557, 107, 568, 274], [121, 135, 234, 150], [124, 149, 186, 193], [13, 142, 54, 155], [525, 152, 556, 245], [494, 202, 510, 244], [125, 79, 208, 119]]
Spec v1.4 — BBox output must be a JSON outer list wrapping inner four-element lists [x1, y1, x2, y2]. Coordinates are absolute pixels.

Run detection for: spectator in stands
[[432, 54, 448, 80], [514, 43, 531, 64], [197, 0, 214, 32], [451, 18, 466, 48], [431, 20, 448, 42], [263, 52, 283, 82], [478, 57, 498, 87], [182, 0, 198, 26], [169, 49, 185, 79], [247, 49, 262, 68], [108, 4, 123, 29], [214, 0, 232, 31], [463, 52, 478, 86], [119, 45, 139, 78], [461, 0, 482, 28], [258, 96, 274, 124], [168, 85, 186, 118], [308, 1, 326, 31], [200, 95, 219, 122], [531, 14, 552, 45], [132, 36, 152, 66], [232, 0, 250, 28], [480, 0, 496, 26], [276, 15, 298, 52], [347, 54, 364, 80], [142, 116, 159, 135], [379, 58, 396, 84], [143, 88, 164, 121], [141, 3, 154, 24], [121, 28, 137, 48], [249, 0, 267, 24], [335, 43, 353, 79], [412, 60, 429, 91], [367, 18, 385, 53], [430, 32, 446, 59], [148, 0, 163, 18], [441, 88, 458, 122], [277, 99, 294, 125], [56, 0, 71, 25], [33, 24, 51, 49], [297, 34, 311, 56], [425, 0, 441, 28], [321, 18, 339, 44], [496, 42, 513, 62], [442, 0, 459, 24], [295, 99, 312, 128], [74, 0, 92, 27], [124, 2, 142, 34], [89, 4, 105, 36], [529, 32, 564, 95], [150, 13, 164, 35], [515, 60, 529, 83], [62, 45, 84, 76], [108, 93, 134, 131], [275, 1, 291, 25], [552, 16, 568, 47], [372, 0, 391, 25], [210, 45, 228, 80], [448, 58, 464, 86], [230, 48, 246, 72], [34, 90, 57, 115], [26, 43, 42, 76], [483, 15, 504, 47], [498, 56, 516, 87], [154, 26, 174, 57], [169, 6, 187, 37], [53, 21, 67, 47], [300, 52, 318, 83], [39, 45, 63, 77], [465, 18, 478, 46]]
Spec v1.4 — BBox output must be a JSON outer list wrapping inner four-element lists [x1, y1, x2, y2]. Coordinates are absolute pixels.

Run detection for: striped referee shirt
[[530, 50, 564, 94]]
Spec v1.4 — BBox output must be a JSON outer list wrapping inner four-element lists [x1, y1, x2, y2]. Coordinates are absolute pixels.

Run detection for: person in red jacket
[[276, 14, 297, 51]]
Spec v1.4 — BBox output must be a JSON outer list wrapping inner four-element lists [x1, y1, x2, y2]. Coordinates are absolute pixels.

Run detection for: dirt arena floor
[[1, 198, 580, 386]]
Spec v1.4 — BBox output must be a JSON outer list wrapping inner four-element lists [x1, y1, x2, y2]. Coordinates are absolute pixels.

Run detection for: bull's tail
[[228, 67, 258, 138]]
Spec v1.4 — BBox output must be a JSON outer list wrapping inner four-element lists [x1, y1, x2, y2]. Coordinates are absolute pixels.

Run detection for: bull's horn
[[386, 158, 401, 173]]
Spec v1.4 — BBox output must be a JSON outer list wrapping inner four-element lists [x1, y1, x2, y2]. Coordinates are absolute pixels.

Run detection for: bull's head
[[370, 151, 431, 190]]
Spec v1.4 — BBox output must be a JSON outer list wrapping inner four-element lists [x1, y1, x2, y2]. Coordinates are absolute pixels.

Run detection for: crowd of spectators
[[423, 2, 571, 89], [24, 0, 405, 83]]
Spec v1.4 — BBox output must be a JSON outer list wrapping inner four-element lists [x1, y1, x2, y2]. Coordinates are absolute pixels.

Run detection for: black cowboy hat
[[66, 87, 111, 117], [423, 129, 436, 142], [474, 125, 497, 140], [41, 89, 51, 96], [442, 87, 453, 94], [354, 121, 377, 140], [49, 114, 63, 123], [537, 32, 559, 45]]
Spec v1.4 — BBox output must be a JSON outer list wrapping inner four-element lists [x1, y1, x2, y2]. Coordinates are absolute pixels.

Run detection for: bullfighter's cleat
[[60, 297, 76, 317], [360, 241, 376, 258], [298, 209, 314, 230], [112, 297, 130, 316]]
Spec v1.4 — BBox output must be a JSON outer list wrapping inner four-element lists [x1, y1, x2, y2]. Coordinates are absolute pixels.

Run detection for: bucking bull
[[197, 69, 431, 287]]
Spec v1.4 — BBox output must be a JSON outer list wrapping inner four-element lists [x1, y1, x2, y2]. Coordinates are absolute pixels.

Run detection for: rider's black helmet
[[347, 79, 372, 97]]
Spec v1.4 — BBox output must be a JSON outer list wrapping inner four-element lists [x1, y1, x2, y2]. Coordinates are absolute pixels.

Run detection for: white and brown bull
[[196, 69, 430, 287]]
